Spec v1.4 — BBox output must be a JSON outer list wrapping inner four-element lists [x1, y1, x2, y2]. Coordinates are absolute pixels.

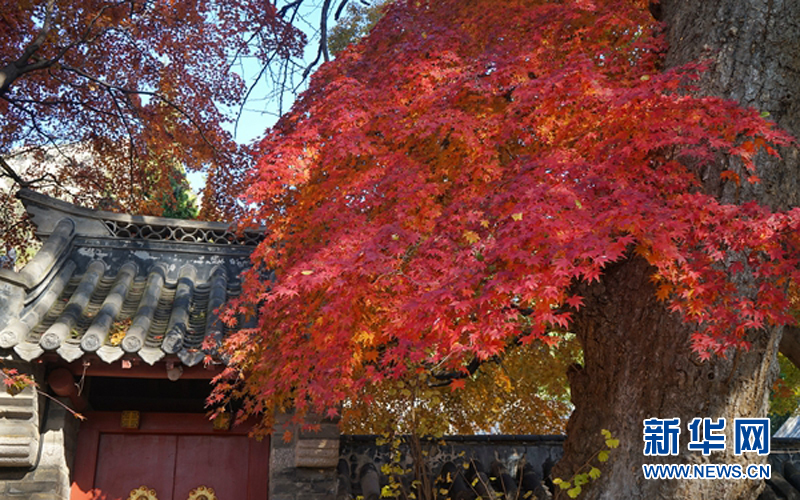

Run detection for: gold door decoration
[[187, 485, 217, 500], [128, 485, 158, 500]]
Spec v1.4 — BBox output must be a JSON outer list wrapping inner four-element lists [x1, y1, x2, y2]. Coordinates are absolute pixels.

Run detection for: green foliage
[[769, 353, 800, 433], [160, 166, 199, 220], [328, 0, 393, 56]]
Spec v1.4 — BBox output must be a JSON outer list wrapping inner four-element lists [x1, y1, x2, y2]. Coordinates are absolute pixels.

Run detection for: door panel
[[93, 434, 177, 500], [70, 413, 270, 500], [172, 435, 251, 500]]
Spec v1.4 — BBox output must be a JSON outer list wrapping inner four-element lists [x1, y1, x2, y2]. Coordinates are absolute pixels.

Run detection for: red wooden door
[[71, 413, 270, 500]]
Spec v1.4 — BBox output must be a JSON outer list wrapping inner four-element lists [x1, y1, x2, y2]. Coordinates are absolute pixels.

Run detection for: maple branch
[[278, 0, 305, 17], [334, 0, 351, 21], [320, 0, 332, 63], [59, 64, 226, 160], [0, 0, 56, 95], [0, 157, 32, 188], [0, 215, 34, 245], [4, 96, 117, 118], [428, 356, 500, 387], [295, 0, 332, 81], [104, 86, 139, 196], [0, 370, 85, 421], [6, 99, 73, 161], [1, 0, 126, 97], [18, 0, 57, 65], [0, 155, 65, 191]]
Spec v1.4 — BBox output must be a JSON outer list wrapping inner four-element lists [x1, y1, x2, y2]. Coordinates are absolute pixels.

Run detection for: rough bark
[[554, 1, 800, 499], [557, 257, 779, 499]]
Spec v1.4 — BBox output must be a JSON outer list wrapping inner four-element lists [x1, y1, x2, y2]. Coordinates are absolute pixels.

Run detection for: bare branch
[[334, 0, 350, 21], [235, 50, 283, 138], [104, 86, 138, 196], [278, 0, 305, 17]]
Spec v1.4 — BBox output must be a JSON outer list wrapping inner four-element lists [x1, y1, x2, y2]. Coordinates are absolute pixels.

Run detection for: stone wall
[[338, 435, 565, 499], [269, 415, 341, 500], [0, 360, 78, 500]]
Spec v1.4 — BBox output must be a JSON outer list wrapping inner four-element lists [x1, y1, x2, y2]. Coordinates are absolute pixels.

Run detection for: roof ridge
[[17, 189, 264, 246]]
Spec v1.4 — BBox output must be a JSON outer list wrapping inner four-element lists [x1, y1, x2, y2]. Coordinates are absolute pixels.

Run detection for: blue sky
[[187, 1, 330, 196]]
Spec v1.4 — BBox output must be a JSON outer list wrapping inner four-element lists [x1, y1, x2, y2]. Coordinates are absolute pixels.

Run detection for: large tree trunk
[[557, 257, 780, 499], [554, 1, 800, 499]]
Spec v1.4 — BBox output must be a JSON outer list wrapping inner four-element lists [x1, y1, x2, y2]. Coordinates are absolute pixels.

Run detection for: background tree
[[327, 0, 392, 57], [215, 0, 800, 498], [0, 0, 307, 256], [342, 337, 580, 436]]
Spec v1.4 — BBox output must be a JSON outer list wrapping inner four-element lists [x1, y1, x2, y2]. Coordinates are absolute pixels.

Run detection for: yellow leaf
[[463, 230, 480, 244], [480, 219, 490, 228], [567, 485, 582, 498], [301, 270, 313, 275], [511, 212, 523, 221]]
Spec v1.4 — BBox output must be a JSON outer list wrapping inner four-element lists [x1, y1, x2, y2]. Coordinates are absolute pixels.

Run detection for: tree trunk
[[557, 256, 779, 499], [554, 1, 800, 499]]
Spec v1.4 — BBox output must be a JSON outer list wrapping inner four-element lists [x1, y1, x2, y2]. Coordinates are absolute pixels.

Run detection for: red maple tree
[[216, 0, 798, 497]]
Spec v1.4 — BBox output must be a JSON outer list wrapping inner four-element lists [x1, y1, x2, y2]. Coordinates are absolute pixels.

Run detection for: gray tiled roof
[[0, 190, 260, 366]]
